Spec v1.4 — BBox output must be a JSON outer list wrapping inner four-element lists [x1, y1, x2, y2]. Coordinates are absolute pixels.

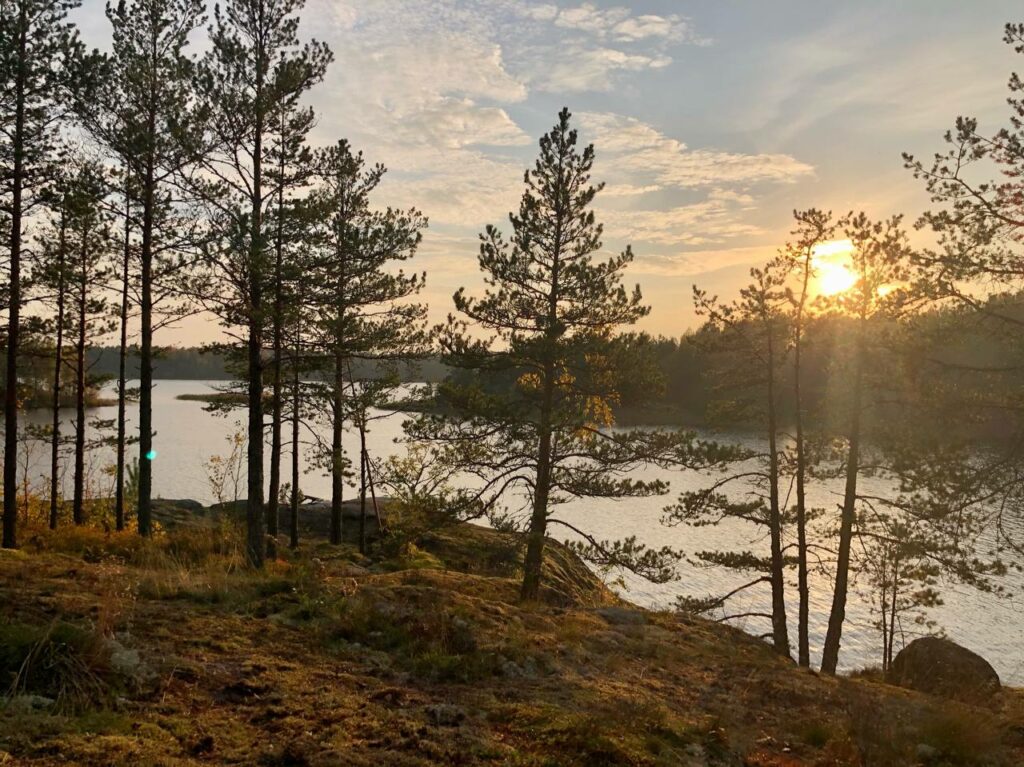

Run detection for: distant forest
[[85, 347, 452, 383]]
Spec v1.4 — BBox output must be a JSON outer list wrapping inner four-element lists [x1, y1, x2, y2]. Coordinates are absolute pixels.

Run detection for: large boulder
[[889, 636, 1000, 703]]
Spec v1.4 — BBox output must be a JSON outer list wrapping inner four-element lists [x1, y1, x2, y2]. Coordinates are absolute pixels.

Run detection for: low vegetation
[[1, 520, 1022, 766]]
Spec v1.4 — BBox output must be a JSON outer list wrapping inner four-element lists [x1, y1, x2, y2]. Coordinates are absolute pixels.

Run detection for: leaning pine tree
[[423, 109, 691, 601]]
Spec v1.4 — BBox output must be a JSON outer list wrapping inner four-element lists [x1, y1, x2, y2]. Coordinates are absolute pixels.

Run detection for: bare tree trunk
[[886, 558, 899, 671], [358, 412, 367, 555], [3, 7, 27, 549], [766, 331, 791, 657], [115, 192, 131, 531], [244, 53, 266, 569], [72, 245, 87, 526], [266, 155, 286, 559], [521, 362, 555, 601], [330, 348, 343, 545], [793, 255, 812, 667], [137, 92, 157, 538], [367, 447, 380, 532], [49, 211, 67, 530], [821, 322, 866, 674], [289, 345, 300, 549]]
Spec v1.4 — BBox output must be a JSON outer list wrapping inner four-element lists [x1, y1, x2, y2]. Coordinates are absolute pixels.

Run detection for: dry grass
[[0, 522, 1021, 766]]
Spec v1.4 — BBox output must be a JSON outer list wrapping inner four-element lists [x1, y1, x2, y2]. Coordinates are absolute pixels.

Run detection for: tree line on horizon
[[2, 0, 1024, 674]]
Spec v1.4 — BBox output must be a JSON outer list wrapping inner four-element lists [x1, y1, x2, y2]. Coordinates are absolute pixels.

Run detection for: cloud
[[389, 99, 530, 150], [599, 189, 763, 247], [523, 45, 671, 93], [630, 245, 778, 277], [537, 3, 707, 44], [509, 2, 705, 92], [614, 14, 694, 43], [602, 183, 662, 198], [578, 112, 815, 190], [294, 1, 718, 229], [738, 8, 1009, 140]]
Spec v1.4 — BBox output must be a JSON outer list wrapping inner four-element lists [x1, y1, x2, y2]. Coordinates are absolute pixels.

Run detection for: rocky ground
[[0, 513, 1021, 766]]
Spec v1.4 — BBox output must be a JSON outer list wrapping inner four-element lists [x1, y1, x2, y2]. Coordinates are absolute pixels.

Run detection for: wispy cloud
[[533, 3, 707, 45], [599, 190, 763, 248], [579, 112, 815, 190]]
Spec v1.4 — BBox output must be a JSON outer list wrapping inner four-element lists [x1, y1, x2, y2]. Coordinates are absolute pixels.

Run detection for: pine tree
[[0, 0, 84, 548], [418, 109, 692, 601], [264, 69, 317, 557], [191, 0, 330, 567], [780, 209, 836, 666], [674, 262, 793, 656], [903, 21, 1024, 560], [76, 0, 206, 537], [31, 176, 73, 529], [819, 212, 910, 674], [62, 160, 115, 525], [113, 172, 133, 531], [305, 140, 428, 546]]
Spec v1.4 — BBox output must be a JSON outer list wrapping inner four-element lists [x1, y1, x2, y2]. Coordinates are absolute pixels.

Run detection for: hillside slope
[[0, 521, 1021, 766]]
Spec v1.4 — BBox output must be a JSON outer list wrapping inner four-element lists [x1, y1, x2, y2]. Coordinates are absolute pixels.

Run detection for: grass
[[0, 622, 118, 711], [0, 520, 1022, 765]]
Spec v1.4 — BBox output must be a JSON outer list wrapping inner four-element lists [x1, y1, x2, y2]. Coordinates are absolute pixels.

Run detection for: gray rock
[[4, 694, 55, 712], [915, 743, 940, 762], [683, 743, 709, 766], [105, 636, 154, 684], [596, 606, 647, 626], [890, 636, 1000, 703], [425, 703, 466, 727]]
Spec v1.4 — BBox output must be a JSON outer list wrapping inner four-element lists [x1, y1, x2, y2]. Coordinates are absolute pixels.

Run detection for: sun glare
[[812, 239, 857, 296]]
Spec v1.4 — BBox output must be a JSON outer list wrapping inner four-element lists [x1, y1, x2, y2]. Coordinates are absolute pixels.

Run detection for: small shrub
[[799, 720, 833, 748], [918, 706, 1003, 765], [0, 622, 117, 710]]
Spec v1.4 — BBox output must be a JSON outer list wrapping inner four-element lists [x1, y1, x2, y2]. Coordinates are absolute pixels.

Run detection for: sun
[[812, 239, 857, 296]]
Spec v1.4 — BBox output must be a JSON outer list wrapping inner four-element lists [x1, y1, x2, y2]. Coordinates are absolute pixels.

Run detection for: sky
[[72, 0, 1024, 343]]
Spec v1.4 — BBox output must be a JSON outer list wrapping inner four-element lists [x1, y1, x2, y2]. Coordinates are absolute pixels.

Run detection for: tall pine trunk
[[115, 193, 131, 531], [358, 412, 367, 554], [3, 6, 27, 549], [521, 361, 556, 601], [137, 94, 157, 537], [289, 342, 300, 549], [330, 348, 343, 545], [793, 261, 811, 667], [244, 41, 267, 570], [520, 177, 564, 602], [72, 243, 87, 526], [48, 212, 68, 530], [266, 174, 286, 559], [821, 319, 866, 674], [765, 331, 790, 657]]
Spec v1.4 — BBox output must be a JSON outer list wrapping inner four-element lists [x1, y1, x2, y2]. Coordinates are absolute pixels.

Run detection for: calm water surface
[[14, 379, 1024, 684]]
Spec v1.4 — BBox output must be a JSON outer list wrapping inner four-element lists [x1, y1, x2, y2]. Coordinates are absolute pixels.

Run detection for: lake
[[13, 378, 1024, 684]]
